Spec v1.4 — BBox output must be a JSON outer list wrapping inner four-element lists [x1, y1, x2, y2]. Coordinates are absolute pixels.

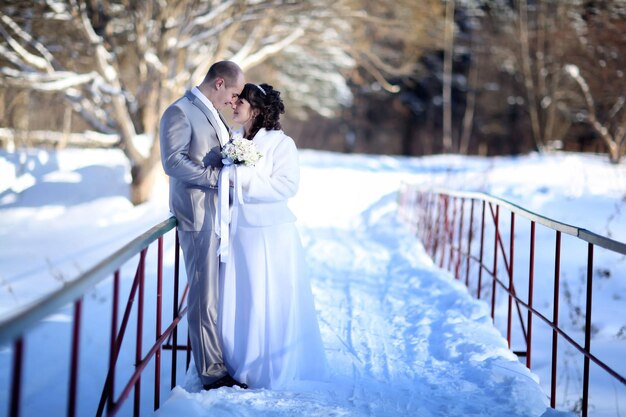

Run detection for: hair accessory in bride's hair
[[256, 84, 266, 95]]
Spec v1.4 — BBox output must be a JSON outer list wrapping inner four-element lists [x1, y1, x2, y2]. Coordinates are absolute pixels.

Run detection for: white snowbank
[[1, 148, 624, 416]]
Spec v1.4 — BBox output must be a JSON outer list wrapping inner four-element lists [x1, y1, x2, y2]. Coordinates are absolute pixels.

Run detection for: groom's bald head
[[204, 61, 244, 89], [200, 61, 245, 110]]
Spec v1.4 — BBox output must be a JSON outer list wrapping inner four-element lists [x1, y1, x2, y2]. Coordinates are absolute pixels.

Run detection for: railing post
[[155, 237, 164, 410], [551, 231, 562, 409], [108, 271, 120, 412], [424, 192, 433, 252], [437, 194, 444, 265], [428, 193, 438, 256], [427, 192, 437, 255], [439, 195, 449, 268], [172, 231, 180, 389], [455, 198, 465, 279], [68, 298, 82, 417], [477, 200, 486, 299], [507, 212, 515, 349], [134, 249, 147, 417], [526, 221, 536, 369], [9, 338, 24, 417], [97, 264, 143, 417], [448, 196, 458, 272], [582, 243, 594, 417], [465, 199, 475, 287], [491, 204, 499, 321], [67, 298, 82, 417]]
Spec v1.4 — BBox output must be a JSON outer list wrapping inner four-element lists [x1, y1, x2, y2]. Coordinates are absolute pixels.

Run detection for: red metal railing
[[398, 185, 626, 417], [0, 216, 191, 417]]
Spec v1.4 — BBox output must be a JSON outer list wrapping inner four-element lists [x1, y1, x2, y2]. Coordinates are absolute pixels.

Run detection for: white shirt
[[191, 86, 229, 145]]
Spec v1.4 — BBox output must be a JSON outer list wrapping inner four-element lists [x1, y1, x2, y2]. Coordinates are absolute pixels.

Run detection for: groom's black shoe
[[203, 375, 248, 390]]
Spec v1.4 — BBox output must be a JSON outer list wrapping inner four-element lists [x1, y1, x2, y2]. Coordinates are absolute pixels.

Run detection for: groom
[[159, 61, 246, 390]]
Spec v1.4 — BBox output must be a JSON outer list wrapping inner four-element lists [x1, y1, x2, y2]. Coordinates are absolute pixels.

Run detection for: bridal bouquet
[[221, 134, 262, 167]]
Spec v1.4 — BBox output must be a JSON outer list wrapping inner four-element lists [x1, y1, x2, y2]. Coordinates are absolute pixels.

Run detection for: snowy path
[[154, 192, 551, 417]]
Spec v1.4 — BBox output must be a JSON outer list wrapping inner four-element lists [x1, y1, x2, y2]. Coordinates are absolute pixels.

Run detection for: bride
[[217, 83, 327, 389]]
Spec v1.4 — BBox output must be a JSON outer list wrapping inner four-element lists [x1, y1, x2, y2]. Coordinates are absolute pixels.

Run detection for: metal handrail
[[0, 217, 177, 346], [1, 215, 185, 417], [398, 184, 626, 417], [418, 187, 626, 254]]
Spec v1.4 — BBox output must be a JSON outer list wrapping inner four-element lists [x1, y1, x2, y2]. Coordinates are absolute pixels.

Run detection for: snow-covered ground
[[0, 147, 624, 416]]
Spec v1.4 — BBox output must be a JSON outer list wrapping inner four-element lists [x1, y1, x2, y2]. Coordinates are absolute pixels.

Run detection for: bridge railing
[[398, 184, 626, 417], [0, 216, 190, 417]]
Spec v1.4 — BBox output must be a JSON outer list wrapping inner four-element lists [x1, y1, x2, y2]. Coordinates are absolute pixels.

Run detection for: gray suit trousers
[[178, 229, 227, 385]]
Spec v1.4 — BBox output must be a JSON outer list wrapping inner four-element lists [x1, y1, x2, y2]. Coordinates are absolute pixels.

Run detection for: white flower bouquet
[[221, 134, 262, 167]]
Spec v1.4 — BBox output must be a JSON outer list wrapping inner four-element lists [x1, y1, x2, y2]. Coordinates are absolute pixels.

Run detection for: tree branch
[[564, 64, 619, 158], [178, 16, 239, 49], [608, 96, 625, 120], [237, 27, 306, 70], [0, 127, 119, 148], [0, 43, 30, 70], [69, 0, 144, 164], [64, 88, 117, 134], [0, 68, 100, 91], [359, 48, 416, 78], [191, 0, 235, 27], [0, 14, 54, 72], [356, 55, 400, 93]]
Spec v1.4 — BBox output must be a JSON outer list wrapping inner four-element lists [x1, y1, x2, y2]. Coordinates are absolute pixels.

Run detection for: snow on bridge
[[154, 154, 560, 417]]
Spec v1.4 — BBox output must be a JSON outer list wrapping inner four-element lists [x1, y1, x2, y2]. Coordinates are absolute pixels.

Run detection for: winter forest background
[[1, 0, 625, 204], [1, 1, 626, 416]]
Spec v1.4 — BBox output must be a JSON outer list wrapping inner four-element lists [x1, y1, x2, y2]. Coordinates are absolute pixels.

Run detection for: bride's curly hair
[[238, 83, 285, 139]]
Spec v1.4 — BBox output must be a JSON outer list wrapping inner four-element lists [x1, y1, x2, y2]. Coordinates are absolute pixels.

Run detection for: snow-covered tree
[[557, 1, 626, 163], [0, 0, 434, 203], [457, 0, 626, 160]]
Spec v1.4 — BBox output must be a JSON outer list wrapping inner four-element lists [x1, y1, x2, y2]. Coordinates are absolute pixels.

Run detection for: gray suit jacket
[[160, 91, 230, 231]]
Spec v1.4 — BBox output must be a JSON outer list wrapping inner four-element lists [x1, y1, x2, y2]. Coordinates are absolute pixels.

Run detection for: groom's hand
[[204, 146, 224, 169]]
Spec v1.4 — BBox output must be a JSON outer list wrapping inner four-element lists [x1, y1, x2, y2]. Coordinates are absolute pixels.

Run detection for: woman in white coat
[[218, 83, 327, 389]]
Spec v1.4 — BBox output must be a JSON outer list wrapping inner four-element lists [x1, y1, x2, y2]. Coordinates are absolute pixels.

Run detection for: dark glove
[[204, 146, 224, 169]]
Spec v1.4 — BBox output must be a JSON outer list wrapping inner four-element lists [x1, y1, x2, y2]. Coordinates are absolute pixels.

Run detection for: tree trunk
[[607, 142, 620, 164], [442, 0, 455, 153], [618, 128, 626, 164], [130, 159, 159, 205], [518, 0, 544, 152], [460, 17, 478, 156], [402, 107, 414, 156], [459, 77, 476, 154]]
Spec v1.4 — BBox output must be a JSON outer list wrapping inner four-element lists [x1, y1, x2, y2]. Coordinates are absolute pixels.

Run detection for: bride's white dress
[[218, 128, 327, 389]]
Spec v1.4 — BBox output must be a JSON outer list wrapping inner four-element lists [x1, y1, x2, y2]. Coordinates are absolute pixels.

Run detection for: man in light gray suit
[[159, 61, 246, 390]]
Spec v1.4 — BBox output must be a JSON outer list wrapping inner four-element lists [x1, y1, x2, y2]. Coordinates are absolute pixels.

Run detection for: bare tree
[[562, 65, 626, 163], [1, 0, 441, 203], [556, 1, 626, 162], [471, 0, 626, 159], [459, 25, 479, 155], [442, 0, 455, 153], [1, 0, 276, 203], [516, 0, 572, 152]]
